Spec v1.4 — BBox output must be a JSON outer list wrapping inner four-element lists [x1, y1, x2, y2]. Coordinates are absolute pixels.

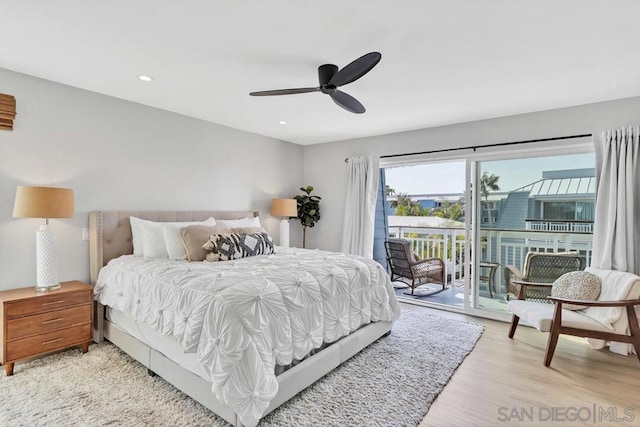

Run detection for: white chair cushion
[[508, 300, 613, 333]]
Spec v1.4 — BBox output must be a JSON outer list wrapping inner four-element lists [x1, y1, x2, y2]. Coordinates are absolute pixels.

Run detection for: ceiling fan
[[249, 52, 381, 114]]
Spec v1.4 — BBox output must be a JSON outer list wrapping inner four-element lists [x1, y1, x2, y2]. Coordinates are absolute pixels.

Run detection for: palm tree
[[391, 193, 430, 216], [390, 193, 410, 209], [480, 172, 500, 227], [434, 202, 464, 221]]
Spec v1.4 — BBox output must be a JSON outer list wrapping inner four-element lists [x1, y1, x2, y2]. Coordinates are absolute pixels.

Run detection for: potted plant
[[294, 186, 321, 248]]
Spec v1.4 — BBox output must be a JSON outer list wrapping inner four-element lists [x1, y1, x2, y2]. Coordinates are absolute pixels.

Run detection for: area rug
[[0, 308, 483, 427]]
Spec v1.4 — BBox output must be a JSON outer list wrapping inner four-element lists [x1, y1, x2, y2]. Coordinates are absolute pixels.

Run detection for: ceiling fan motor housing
[[318, 64, 339, 86]]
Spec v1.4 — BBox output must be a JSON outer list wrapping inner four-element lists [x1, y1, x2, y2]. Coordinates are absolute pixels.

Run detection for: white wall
[[303, 96, 640, 251], [4, 66, 639, 289], [0, 68, 304, 290]]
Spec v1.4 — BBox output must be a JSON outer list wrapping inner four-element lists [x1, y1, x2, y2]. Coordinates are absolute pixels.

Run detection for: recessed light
[[138, 75, 153, 82], [278, 121, 287, 125]]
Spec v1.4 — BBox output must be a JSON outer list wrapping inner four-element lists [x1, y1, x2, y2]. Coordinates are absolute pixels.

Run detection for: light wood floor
[[403, 303, 640, 427]]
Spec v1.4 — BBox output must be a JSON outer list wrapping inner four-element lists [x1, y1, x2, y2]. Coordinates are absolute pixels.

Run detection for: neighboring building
[[480, 192, 509, 227], [494, 168, 595, 231], [388, 168, 595, 232]]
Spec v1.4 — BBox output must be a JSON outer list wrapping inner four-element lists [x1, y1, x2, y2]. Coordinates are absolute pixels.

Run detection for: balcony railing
[[525, 219, 593, 233], [388, 225, 593, 295]]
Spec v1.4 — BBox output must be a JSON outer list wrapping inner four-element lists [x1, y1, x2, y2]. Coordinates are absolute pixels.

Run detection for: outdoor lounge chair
[[384, 238, 445, 295], [504, 252, 584, 302]]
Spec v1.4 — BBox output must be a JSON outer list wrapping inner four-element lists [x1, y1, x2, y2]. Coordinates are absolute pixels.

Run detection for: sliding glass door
[[469, 152, 595, 315], [381, 144, 595, 319], [383, 161, 467, 309]]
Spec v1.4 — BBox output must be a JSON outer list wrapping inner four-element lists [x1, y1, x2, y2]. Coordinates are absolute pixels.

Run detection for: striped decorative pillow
[[203, 232, 275, 261]]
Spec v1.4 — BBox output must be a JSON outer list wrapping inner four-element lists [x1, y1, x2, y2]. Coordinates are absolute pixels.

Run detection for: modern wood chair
[[504, 252, 584, 302], [508, 267, 640, 367], [384, 238, 445, 296]]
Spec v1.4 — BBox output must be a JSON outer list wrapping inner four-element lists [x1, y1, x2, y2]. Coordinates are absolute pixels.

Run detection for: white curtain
[[341, 155, 380, 258], [589, 126, 640, 355], [591, 126, 640, 274]]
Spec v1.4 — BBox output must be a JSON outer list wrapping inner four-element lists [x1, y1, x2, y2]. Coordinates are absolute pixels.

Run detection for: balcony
[[525, 219, 593, 233], [388, 225, 593, 307]]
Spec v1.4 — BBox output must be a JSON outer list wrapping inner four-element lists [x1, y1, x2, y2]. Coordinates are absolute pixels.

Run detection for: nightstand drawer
[[5, 290, 91, 319], [6, 323, 91, 361], [6, 304, 92, 341]]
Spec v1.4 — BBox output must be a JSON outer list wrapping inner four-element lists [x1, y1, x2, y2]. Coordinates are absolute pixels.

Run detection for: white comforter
[[94, 247, 400, 426]]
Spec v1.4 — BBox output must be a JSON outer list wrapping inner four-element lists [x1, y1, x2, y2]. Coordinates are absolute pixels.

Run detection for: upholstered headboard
[[88, 210, 260, 284]]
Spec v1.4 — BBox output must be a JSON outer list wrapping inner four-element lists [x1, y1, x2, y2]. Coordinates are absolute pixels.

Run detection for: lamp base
[[36, 224, 60, 291], [35, 283, 61, 292], [279, 219, 290, 248]]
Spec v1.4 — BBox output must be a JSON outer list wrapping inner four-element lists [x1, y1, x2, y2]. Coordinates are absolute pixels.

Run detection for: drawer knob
[[42, 317, 64, 325], [42, 337, 63, 345], [41, 300, 65, 306]]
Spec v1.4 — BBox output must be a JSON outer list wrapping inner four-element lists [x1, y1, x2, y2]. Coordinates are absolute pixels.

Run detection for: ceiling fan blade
[[330, 90, 366, 114], [328, 52, 381, 87], [249, 87, 319, 96]]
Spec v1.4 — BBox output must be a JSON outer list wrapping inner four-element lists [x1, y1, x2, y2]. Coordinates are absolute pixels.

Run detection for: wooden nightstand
[[0, 281, 93, 376]]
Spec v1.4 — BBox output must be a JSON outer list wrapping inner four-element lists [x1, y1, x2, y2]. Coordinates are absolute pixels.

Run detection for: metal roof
[[513, 176, 596, 198]]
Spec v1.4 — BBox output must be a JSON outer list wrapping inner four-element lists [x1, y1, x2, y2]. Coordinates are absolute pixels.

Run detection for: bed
[[89, 210, 400, 427]]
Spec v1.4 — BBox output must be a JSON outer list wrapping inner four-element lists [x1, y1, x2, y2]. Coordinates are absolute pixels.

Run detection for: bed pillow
[[203, 232, 274, 262], [140, 218, 215, 260], [129, 216, 146, 256], [551, 271, 601, 310], [179, 224, 230, 262], [163, 218, 216, 260], [230, 226, 267, 234], [216, 217, 261, 230], [131, 216, 182, 257], [139, 221, 166, 259]]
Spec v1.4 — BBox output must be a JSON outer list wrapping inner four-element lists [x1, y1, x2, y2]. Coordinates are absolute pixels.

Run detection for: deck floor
[[392, 280, 510, 312]]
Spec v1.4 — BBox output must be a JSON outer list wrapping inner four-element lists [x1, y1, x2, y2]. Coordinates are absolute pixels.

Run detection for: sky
[[385, 152, 595, 195]]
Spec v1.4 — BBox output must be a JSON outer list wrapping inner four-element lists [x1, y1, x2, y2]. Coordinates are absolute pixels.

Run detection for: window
[[543, 202, 576, 220], [542, 201, 595, 221]]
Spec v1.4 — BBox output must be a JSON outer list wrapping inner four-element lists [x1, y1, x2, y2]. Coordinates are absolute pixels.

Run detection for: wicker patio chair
[[504, 252, 584, 302], [384, 238, 445, 295]]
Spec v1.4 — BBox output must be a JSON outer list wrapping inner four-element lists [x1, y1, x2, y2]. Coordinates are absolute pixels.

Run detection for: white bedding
[[94, 247, 400, 427], [106, 307, 212, 381]]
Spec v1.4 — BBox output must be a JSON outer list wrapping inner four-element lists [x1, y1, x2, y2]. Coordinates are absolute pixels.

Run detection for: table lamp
[[270, 198, 297, 248], [13, 186, 75, 291]]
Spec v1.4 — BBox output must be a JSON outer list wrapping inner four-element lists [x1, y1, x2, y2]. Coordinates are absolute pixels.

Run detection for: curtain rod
[[344, 133, 592, 162]]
